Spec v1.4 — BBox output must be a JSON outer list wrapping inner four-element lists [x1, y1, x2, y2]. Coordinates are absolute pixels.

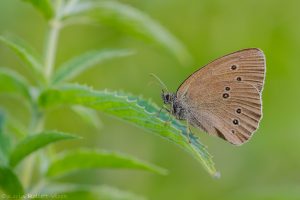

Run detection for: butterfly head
[[161, 90, 175, 105]]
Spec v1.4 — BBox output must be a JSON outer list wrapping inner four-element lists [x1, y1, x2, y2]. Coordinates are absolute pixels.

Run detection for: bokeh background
[[1, 0, 300, 199]]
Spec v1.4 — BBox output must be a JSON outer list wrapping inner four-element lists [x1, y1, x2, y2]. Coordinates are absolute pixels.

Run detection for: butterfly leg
[[164, 112, 173, 126], [156, 105, 170, 117], [155, 106, 173, 126]]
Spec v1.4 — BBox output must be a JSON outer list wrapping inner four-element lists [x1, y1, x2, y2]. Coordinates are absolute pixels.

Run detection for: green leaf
[[52, 49, 134, 84], [5, 115, 27, 138], [0, 111, 6, 164], [0, 166, 24, 196], [0, 108, 27, 138], [9, 131, 79, 167], [0, 35, 43, 81], [71, 106, 102, 130], [46, 149, 168, 177], [39, 84, 218, 176], [0, 111, 10, 166], [0, 68, 31, 100], [22, 0, 54, 19], [36, 184, 145, 200], [0, 110, 14, 167], [62, 1, 192, 66]]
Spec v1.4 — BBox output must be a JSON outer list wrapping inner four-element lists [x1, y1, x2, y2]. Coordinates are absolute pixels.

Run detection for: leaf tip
[[157, 168, 169, 176], [213, 171, 221, 179]]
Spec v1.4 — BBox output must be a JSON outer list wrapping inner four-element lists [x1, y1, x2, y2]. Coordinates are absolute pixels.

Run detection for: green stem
[[44, 23, 60, 82], [44, 0, 63, 83], [27, 179, 47, 199], [63, 0, 79, 15], [29, 103, 44, 134], [22, 0, 64, 194], [21, 103, 45, 192]]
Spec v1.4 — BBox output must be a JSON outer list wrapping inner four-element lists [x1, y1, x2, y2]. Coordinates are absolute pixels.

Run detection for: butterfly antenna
[[149, 73, 169, 92]]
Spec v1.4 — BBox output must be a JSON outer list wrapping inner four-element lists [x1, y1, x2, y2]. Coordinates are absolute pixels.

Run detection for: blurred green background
[[1, 0, 300, 199]]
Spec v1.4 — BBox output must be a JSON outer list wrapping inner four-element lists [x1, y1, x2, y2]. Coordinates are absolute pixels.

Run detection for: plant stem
[[63, 0, 79, 15], [22, 0, 64, 194], [44, 24, 59, 82], [44, 0, 63, 83], [21, 105, 45, 191]]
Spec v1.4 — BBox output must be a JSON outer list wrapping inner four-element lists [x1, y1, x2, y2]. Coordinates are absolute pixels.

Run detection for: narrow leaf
[[0, 110, 15, 167], [0, 111, 11, 166], [0, 68, 31, 100], [0, 166, 24, 196], [0, 35, 43, 80], [0, 108, 28, 138], [62, 1, 192, 65], [52, 49, 134, 84], [5, 115, 27, 138], [39, 84, 218, 176], [46, 149, 168, 177], [38, 183, 145, 200], [23, 0, 54, 19], [0, 110, 6, 164], [71, 106, 102, 130], [9, 131, 78, 167]]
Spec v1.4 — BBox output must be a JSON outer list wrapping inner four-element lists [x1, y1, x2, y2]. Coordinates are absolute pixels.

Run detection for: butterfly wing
[[177, 48, 265, 145]]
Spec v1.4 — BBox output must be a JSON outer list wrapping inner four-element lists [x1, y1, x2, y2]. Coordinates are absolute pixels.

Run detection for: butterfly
[[161, 48, 266, 145]]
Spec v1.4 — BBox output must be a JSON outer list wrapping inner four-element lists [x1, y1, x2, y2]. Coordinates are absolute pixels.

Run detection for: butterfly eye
[[231, 65, 237, 70], [236, 108, 241, 114], [222, 93, 229, 99], [165, 94, 170, 101], [236, 77, 242, 81], [225, 86, 230, 91], [233, 119, 239, 125]]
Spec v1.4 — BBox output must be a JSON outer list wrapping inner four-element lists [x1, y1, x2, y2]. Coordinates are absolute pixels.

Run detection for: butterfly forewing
[[177, 48, 265, 145]]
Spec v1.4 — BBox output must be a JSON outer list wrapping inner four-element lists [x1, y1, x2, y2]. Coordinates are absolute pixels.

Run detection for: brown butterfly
[[161, 48, 266, 145]]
